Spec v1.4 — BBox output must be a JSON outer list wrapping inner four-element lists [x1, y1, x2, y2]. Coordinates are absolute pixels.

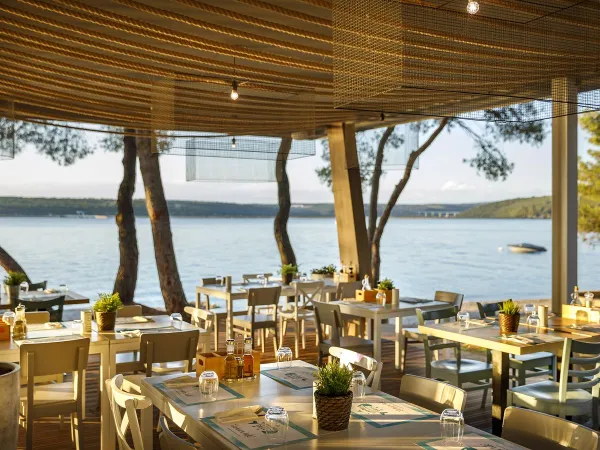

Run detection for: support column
[[552, 78, 578, 315], [327, 123, 371, 278]]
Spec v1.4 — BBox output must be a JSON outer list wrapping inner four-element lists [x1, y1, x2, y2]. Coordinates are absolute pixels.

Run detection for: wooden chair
[[117, 305, 143, 317], [477, 301, 556, 387], [400, 291, 463, 372], [508, 338, 600, 426], [184, 306, 217, 352], [336, 281, 365, 337], [329, 346, 382, 390], [279, 281, 324, 357], [232, 286, 281, 355], [20, 295, 65, 322], [502, 407, 600, 450], [19, 337, 89, 450], [242, 273, 273, 284], [158, 416, 201, 449], [314, 301, 373, 366], [399, 374, 467, 413], [24, 311, 50, 324], [28, 281, 47, 291], [107, 374, 153, 450], [417, 307, 492, 408]]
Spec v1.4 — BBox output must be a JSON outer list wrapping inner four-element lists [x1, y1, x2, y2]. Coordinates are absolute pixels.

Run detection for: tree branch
[[368, 126, 394, 244]]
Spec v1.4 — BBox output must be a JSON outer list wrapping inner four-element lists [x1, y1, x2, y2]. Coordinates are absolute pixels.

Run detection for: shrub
[[93, 292, 123, 313], [3, 271, 27, 286], [377, 278, 395, 290], [280, 264, 299, 276], [499, 299, 521, 316], [311, 264, 337, 275], [315, 359, 353, 396]]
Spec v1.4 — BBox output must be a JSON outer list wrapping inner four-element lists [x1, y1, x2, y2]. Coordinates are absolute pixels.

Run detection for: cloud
[[440, 180, 475, 191]]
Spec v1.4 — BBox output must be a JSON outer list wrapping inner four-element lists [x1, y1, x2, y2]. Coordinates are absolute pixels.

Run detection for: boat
[[507, 243, 547, 253]]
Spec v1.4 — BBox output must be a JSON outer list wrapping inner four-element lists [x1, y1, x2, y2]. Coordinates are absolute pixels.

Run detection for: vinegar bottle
[[224, 338, 238, 381], [243, 337, 254, 379]]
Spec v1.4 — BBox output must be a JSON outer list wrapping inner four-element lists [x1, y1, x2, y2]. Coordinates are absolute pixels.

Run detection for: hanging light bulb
[[467, 0, 479, 14], [230, 80, 239, 100], [231, 137, 236, 149]]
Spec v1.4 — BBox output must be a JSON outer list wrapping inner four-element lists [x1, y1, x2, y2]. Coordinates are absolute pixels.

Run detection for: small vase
[[4, 286, 19, 305], [0, 363, 19, 450], [95, 311, 117, 331], [499, 312, 520, 334], [314, 391, 353, 431]]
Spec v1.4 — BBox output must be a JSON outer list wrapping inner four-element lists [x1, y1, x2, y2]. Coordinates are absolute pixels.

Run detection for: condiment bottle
[[224, 338, 238, 381], [243, 337, 254, 379]]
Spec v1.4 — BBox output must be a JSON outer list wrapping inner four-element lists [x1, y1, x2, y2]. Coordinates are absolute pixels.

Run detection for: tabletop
[[141, 361, 525, 450], [0, 289, 90, 310], [330, 299, 448, 319], [197, 280, 339, 300]]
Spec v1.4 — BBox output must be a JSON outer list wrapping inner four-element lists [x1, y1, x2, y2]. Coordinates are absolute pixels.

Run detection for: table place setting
[[260, 366, 317, 390], [351, 393, 437, 428], [417, 432, 525, 450], [153, 374, 244, 406], [26, 322, 66, 331], [114, 316, 153, 325], [499, 332, 564, 345]]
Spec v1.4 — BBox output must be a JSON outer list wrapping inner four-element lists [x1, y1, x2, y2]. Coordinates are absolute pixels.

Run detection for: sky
[[0, 121, 594, 205]]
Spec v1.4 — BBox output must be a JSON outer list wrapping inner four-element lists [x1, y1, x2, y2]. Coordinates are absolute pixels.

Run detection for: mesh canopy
[[382, 123, 420, 170], [333, 0, 600, 121], [0, 100, 15, 160], [186, 157, 277, 183]]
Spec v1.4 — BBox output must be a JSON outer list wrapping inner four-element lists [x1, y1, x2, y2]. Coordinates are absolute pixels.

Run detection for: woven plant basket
[[315, 391, 353, 431], [499, 313, 520, 334], [95, 311, 117, 332]]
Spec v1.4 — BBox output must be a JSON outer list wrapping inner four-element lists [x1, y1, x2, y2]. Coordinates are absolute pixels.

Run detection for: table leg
[[373, 319, 382, 365], [196, 291, 200, 308], [395, 316, 403, 370], [99, 346, 115, 450], [141, 407, 153, 449], [491, 351, 509, 436], [227, 294, 233, 339]]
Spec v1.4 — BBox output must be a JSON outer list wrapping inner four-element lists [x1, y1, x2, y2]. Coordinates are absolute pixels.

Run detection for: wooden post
[[552, 78, 578, 316], [327, 123, 371, 278]]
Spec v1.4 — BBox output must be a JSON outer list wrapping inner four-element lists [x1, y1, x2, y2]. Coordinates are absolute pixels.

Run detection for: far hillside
[[459, 196, 551, 219]]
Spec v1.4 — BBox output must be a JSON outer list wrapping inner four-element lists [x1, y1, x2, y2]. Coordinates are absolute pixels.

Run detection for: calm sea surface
[[0, 217, 597, 308]]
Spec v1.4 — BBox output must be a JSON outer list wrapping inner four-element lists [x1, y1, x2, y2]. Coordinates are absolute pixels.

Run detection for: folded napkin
[[501, 335, 535, 345], [466, 319, 495, 327], [115, 316, 152, 324], [43, 289, 57, 294], [164, 375, 198, 388], [214, 405, 263, 424], [44, 322, 63, 329], [119, 330, 141, 338]]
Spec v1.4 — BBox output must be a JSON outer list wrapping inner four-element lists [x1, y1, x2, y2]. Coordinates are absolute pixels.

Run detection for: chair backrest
[[293, 281, 324, 311], [28, 281, 47, 291], [201, 277, 217, 286], [416, 307, 460, 368], [139, 330, 199, 377], [314, 301, 343, 346], [158, 416, 200, 449], [477, 301, 501, 319], [247, 287, 281, 324], [184, 306, 214, 329], [25, 311, 50, 324], [117, 305, 143, 318], [336, 281, 362, 300], [435, 291, 464, 309], [399, 375, 467, 413], [20, 295, 65, 322], [559, 339, 600, 402], [329, 346, 382, 390], [242, 273, 273, 283], [502, 406, 599, 450], [108, 374, 153, 450]]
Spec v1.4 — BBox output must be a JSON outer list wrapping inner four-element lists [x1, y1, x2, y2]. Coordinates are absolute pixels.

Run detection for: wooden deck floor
[[18, 324, 494, 449]]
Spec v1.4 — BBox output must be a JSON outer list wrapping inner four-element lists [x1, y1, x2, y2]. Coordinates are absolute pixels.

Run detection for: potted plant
[[92, 292, 123, 331], [376, 278, 397, 304], [314, 359, 354, 431], [0, 362, 19, 449], [280, 264, 299, 285], [498, 299, 521, 334], [311, 264, 336, 281], [3, 272, 27, 303]]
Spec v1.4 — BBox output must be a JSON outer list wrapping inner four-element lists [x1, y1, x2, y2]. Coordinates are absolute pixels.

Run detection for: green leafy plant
[[377, 278, 395, 290], [315, 360, 354, 396], [3, 271, 27, 286], [311, 264, 336, 275], [499, 299, 521, 316], [92, 292, 123, 313], [280, 264, 299, 276]]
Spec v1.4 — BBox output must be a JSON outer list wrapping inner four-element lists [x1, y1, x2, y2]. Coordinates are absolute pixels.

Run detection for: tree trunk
[[0, 246, 30, 282], [371, 119, 449, 282], [113, 129, 139, 305], [136, 132, 187, 314], [274, 138, 297, 266], [368, 127, 395, 244]]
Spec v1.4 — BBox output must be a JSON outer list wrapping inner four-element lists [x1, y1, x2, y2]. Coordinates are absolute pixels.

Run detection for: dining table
[[196, 280, 339, 339], [141, 360, 526, 449], [0, 314, 211, 450], [419, 315, 600, 436], [0, 289, 90, 310]]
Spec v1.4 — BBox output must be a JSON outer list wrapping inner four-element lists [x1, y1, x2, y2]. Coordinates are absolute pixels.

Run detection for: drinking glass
[[276, 347, 293, 370], [71, 320, 82, 335], [19, 281, 29, 296], [351, 371, 367, 399], [3, 311, 15, 326], [457, 311, 470, 328], [376, 291, 387, 306], [170, 313, 183, 329], [216, 276, 223, 286], [440, 409, 464, 446], [524, 304, 535, 318], [585, 291, 595, 308], [265, 406, 289, 444], [59, 284, 68, 293], [199, 370, 219, 402], [257, 274, 265, 286], [526, 311, 540, 329], [300, 272, 308, 282]]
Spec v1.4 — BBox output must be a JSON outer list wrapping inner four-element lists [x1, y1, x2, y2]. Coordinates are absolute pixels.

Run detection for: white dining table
[[141, 360, 526, 449], [0, 315, 211, 450]]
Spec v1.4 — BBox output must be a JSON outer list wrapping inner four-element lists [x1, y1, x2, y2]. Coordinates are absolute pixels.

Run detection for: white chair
[[399, 374, 467, 413], [329, 346, 382, 390], [242, 273, 273, 284], [417, 307, 492, 408], [314, 301, 373, 365], [502, 406, 600, 450], [19, 337, 89, 450], [117, 304, 143, 317], [159, 416, 202, 449], [107, 374, 153, 450], [508, 338, 600, 427], [184, 306, 217, 352], [279, 281, 324, 357]]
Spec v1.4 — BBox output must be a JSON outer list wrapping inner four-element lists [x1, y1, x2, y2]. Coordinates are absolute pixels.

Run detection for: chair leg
[[593, 397, 599, 429], [294, 321, 300, 358], [280, 319, 288, 348], [400, 335, 408, 373], [74, 411, 84, 450], [318, 350, 323, 367], [272, 328, 279, 357], [301, 320, 306, 350], [480, 383, 489, 409], [26, 411, 34, 450], [261, 329, 265, 353]]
